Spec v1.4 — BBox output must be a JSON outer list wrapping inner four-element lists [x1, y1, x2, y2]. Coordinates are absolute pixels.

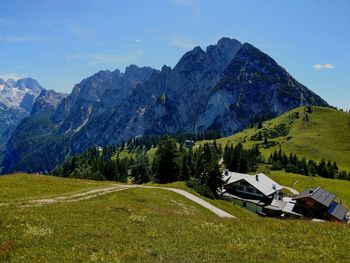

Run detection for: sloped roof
[[328, 202, 348, 221], [223, 171, 282, 196], [293, 187, 336, 207]]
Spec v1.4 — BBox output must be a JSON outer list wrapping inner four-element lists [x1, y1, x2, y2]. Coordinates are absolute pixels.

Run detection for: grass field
[[111, 149, 137, 161], [146, 147, 157, 162], [0, 174, 114, 202], [1, 174, 350, 262], [198, 107, 350, 171]]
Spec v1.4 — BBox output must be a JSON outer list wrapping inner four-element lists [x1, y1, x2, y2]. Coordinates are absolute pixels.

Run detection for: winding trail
[[142, 186, 236, 218], [0, 184, 236, 219], [282, 185, 299, 195]]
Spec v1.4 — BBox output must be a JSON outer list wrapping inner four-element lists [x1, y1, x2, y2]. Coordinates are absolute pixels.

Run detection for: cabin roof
[[223, 171, 282, 196], [327, 202, 348, 221], [293, 187, 336, 207]]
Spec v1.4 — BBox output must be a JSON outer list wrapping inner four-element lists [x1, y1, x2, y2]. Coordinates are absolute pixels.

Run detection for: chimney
[[255, 174, 259, 181]]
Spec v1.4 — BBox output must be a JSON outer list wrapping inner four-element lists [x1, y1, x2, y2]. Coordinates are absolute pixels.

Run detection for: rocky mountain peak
[[0, 77, 45, 110], [161, 65, 172, 74], [174, 46, 206, 72], [216, 37, 241, 50], [31, 89, 67, 116], [5, 78, 16, 86], [124, 64, 157, 82], [0, 77, 50, 160], [234, 42, 279, 68], [15, 78, 44, 93], [195, 41, 328, 135]]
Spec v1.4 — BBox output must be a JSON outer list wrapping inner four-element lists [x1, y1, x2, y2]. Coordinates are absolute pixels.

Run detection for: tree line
[[223, 143, 262, 173], [52, 145, 130, 182], [152, 136, 223, 198], [268, 148, 350, 180], [124, 131, 221, 151], [52, 135, 350, 199]]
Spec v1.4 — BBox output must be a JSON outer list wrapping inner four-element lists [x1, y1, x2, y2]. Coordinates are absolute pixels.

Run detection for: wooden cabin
[[293, 187, 349, 222]]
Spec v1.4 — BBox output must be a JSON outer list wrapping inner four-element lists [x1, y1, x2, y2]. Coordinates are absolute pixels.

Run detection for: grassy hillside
[[199, 106, 350, 171], [0, 174, 114, 202], [1, 174, 350, 262]]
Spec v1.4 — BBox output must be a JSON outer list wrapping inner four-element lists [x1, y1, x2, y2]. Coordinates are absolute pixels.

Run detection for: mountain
[[195, 43, 328, 135], [2, 67, 156, 173], [0, 78, 45, 156], [31, 89, 67, 116], [2, 38, 329, 173], [69, 38, 242, 151], [2, 89, 67, 172]]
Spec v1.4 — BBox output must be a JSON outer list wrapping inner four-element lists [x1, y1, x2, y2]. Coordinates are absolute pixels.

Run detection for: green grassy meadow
[[1, 174, 350, 262], [0, 174, 114, 203], [199, 107, 350, 171]]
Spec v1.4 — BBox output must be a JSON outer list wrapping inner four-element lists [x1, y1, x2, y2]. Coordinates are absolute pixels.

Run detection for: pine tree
[[180, 154, 190, 181], [153, 136, 180, 183], [205, 161, 224, 198], [306, 105, 312, 113]]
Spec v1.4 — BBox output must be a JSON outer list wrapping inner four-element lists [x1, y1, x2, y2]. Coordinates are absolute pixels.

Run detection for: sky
[[0, 0, 349, 110]]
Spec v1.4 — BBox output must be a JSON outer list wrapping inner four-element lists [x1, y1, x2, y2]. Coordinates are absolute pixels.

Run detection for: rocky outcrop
[[195, 43, 328, 135], [31, 90, 67, 116]]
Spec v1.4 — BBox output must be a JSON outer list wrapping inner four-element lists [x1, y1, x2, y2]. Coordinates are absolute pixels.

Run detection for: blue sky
[[0, 0, 349, 109]]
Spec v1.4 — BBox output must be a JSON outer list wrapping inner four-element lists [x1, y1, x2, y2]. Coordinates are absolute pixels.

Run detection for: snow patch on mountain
[[0, 78, 44, 110]]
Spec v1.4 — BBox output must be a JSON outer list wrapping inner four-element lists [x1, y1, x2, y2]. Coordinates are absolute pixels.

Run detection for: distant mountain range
[[2, 37, 328, 173], [0, 78, 66, 160]]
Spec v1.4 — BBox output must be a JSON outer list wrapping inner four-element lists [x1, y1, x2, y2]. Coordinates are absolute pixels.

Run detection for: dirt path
[[0, 184, 236, 218], [141, 186, 236, 218], [0, 185, 137, 207], [282, 186, 299, 195], [25, 185, 138, 207]]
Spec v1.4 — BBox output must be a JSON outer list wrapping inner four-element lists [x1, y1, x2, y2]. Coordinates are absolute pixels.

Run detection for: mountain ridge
[[2, 37, 329, 173]]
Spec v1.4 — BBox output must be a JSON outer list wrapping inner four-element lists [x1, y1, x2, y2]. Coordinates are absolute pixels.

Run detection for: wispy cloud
[[65, 54, 84, 61], [312, 63, 334, 70], [170, 36, 197, 49], [65, 50, 144, 66], [0, 72, 25, 80], [0, 34, 47, 43], [67, 20, 95, 39]]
